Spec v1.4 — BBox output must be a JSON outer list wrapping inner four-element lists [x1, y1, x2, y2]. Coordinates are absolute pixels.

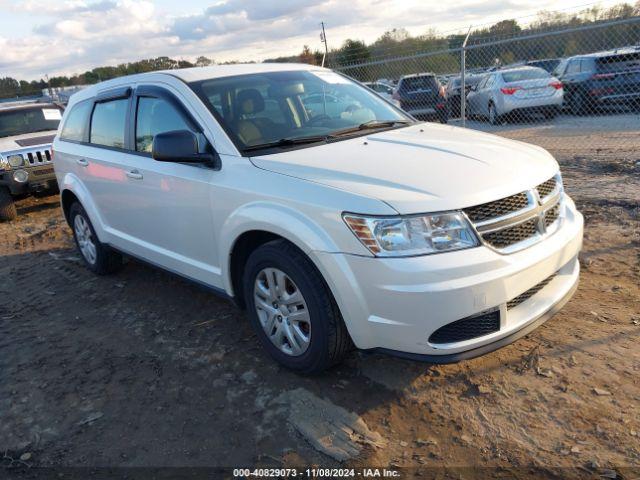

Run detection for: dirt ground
[[1, 121, 639, 478]]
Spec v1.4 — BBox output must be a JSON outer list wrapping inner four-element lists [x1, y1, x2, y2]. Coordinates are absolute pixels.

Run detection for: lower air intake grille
[[429, 310, 500, 344], [507, 273, 558, 310]]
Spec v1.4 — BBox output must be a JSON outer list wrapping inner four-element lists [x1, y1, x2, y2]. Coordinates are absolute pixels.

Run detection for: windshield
[[501, 68, 550, 83], [189, 70, 411, 154], [0, 106, 63, 138]]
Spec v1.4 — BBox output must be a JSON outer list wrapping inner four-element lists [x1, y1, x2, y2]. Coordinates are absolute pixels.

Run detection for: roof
[[496, 65, 546, 74], [0, 101, 59, 112], [160, 62, 321, 82], [570, 46, 640, 59]]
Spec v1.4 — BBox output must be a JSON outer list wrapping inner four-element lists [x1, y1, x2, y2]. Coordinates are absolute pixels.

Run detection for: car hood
[[250, 123, 559, 214], [0, 131, 57, 153]]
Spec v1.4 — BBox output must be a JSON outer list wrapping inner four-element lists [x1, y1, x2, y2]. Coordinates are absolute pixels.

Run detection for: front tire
[[243, 239, 352, 373], [0, 187, 17, 222], [69, 202, 123, 275]]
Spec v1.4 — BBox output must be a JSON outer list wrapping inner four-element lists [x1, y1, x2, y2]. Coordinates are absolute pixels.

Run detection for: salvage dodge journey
[[53, 64, 583, 373]]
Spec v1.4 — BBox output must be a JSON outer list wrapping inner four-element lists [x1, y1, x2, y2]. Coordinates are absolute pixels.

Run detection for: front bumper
[[312, 199, 583, 358], [0, 166, 58, 195]]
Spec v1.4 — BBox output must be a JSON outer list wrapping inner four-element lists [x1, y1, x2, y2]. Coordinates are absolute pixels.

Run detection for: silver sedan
[[466, 66, 564, 124]]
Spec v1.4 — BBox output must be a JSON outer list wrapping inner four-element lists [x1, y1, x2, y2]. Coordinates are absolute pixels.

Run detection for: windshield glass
[[0, 105, 63, 138], [501, 68, 550, 83], [189, 70, 410, 153]]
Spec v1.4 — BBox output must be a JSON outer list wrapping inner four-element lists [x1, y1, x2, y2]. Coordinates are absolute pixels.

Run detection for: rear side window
[[90, 99, 128, 148], [60, 101, 91, 142], [135, 97, 192, 153]]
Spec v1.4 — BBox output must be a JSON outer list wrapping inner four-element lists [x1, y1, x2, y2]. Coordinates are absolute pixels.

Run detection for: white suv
[[53, 64, 583, 373]]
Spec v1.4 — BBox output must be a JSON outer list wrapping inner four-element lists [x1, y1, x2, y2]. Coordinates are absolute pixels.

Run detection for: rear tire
[[69, 202, 123, 275], [488, 102, 500, 125], [243, 239, 352, 373], [569, 91, 589, 116], [0, 187, 17, 222]]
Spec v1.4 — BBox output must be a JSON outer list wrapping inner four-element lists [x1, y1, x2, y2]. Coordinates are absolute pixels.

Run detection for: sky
[[0, 0, 627, 81]]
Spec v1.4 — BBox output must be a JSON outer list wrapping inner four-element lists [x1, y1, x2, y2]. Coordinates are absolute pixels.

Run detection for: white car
[[466, 66, 564, 124], [53, 63, 583, 373], [363, 81, 400, 106]]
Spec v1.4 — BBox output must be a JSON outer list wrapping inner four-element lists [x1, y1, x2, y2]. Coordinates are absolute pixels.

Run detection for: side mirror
[[152, 130, 220, 168]]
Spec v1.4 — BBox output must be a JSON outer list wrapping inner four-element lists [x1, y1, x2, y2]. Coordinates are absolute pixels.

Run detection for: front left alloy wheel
[[243, 239, 352, 373]]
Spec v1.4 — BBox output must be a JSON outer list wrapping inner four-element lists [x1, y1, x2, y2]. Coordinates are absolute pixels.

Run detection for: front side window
[[189, 70, 410, 153], [90, 99, 128, 148], [0, 105, 63, 138], [566, 60, 581, 74], [135, 97, 192, 153], [60, 101, 91, 142]]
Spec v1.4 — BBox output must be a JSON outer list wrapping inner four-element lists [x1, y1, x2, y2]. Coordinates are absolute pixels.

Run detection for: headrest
[[236, 89, 265, 115]]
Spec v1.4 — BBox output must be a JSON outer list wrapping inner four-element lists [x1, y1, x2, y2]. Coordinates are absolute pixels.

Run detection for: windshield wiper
[[331, 120, 411, 137], [242, 134, 330, 153]]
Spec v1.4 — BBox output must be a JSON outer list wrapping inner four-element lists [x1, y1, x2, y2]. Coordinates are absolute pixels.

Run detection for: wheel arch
[[220, 202, 343, 306], [59, 173, 108, 241]]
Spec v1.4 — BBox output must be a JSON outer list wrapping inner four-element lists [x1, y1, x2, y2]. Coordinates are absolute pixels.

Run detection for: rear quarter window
[[60, 101, 92, 142]]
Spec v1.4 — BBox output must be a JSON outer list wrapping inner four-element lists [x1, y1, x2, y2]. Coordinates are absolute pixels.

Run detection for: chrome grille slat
[[463, 174, 563, 253]]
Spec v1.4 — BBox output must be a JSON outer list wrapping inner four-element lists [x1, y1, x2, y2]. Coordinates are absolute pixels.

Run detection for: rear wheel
[[569, 91, 589, 115], [69, 202, 123, 275], [488, 102, 500, 125], [0, 188, 17, 222], [243, 239, 352, 373]]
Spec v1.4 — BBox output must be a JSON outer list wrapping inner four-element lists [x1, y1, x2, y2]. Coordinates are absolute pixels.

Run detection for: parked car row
[[362, 45, 640, 125]]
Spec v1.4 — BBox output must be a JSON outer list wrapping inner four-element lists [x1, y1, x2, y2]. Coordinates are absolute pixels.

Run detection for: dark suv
[[554, 48, 640, 114], [392, 73, 447, 123]]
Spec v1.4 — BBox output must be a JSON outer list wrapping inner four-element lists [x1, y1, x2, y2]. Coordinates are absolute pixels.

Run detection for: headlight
[[343, 211, 479, 257], [7, 154, 25, 168], [13, 169, 28, 183]]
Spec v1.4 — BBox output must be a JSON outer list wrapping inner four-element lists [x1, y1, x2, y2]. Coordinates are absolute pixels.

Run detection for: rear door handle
[[76, 158, 89, 167], [126, 169, 143, 180]]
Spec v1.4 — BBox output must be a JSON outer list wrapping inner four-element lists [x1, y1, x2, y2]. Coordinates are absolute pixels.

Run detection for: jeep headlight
[[343, 212, 479, 257], [7, 154, 25, 168]]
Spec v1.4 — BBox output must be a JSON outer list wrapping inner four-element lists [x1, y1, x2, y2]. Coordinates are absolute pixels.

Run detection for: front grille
[[464, 192, 529, 223], [507, 273, 558, 310], [463, 174, 562, 253], [482, 218, 538, 249], [536, 177, 557, 200], [544, 204, 560, 227], [429, 310, 500, 344], [26, 149, 52, 165]]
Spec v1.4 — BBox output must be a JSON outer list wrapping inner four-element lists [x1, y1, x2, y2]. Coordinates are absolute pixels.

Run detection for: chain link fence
[[333, 16, 640, 161]]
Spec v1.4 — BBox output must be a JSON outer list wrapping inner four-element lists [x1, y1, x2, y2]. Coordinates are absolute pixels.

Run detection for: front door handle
[[76, 158, 89, 167], [126, 169, 143, 180]]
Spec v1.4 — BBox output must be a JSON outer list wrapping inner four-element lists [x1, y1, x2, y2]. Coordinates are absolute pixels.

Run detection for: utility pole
[[320, 22, 328, 67]]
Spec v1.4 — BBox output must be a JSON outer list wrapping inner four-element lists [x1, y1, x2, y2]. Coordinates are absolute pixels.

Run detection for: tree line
[[1, 2, 639, 99]]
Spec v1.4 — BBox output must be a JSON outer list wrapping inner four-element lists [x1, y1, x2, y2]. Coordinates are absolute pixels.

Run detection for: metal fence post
[[461, 26, 472, 128]]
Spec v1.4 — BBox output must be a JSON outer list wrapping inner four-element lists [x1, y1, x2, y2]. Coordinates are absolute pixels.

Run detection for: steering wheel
[[307, 114, 332, 126]]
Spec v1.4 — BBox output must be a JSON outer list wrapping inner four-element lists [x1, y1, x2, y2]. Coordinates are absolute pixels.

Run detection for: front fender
[[60, 173, 108, 242], [219, 201, 343, 294]]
